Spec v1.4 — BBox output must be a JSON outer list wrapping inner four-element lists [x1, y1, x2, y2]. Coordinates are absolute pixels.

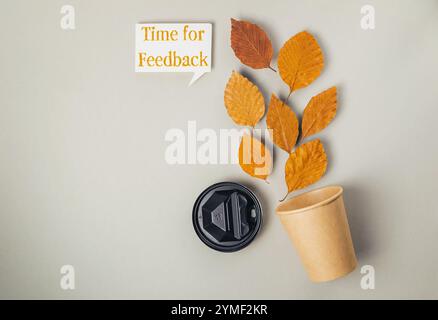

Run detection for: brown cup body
[[276, 186, 357, 282]]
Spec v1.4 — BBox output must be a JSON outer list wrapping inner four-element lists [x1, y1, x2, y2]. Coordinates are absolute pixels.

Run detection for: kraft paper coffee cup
[[276, 186, 357, 282]]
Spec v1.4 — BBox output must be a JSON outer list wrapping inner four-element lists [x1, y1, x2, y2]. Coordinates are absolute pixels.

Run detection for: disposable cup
[[276, 186, 357, 282]]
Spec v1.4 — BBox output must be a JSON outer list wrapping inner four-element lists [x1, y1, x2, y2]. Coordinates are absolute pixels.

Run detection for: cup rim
[[276, 185, 343, 216]]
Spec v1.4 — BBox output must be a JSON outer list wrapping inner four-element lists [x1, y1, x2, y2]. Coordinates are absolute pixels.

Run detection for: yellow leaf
[[285, 139, 327, 193], [230, 18, 274, 69], [239, 134, 272, 180], [266, 94, 298, 153], [224, 71, 265, 127], [301, 87, 337, 139], [278, 31, 324, 92]]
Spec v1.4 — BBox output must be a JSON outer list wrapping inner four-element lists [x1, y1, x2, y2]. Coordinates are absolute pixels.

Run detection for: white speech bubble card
[[135, 23, 212, 86]]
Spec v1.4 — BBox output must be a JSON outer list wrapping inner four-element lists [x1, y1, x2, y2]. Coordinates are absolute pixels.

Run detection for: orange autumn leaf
[[266, 94, 299, 153], [278, 31, 324, 92], [224, 71, 265, 127], [285, 139, 327, 193], [230, 18, 273, 69], [239, 134, 272, 180], [301, 87, 337, 139]]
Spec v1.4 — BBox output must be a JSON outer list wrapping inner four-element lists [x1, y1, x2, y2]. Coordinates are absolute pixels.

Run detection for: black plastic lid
[[192, 182, 262, 252]]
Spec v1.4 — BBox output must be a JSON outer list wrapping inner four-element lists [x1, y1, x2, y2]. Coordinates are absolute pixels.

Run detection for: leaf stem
[[268, 65, 277, 73], [286, 90, 293, 102], [279, 192, 289, 202]]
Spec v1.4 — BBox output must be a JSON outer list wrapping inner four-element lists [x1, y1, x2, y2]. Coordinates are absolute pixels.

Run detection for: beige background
[[1, 0, 437, 299]]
